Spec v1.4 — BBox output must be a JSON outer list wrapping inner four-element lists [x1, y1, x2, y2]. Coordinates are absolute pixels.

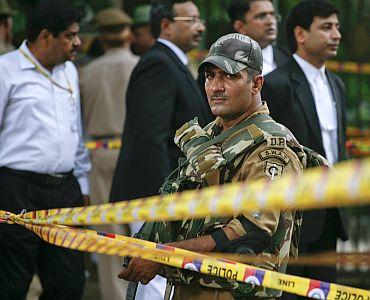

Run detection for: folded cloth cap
[[198, 33, 263, 75], [95, 7, 132, 31], [0, 0, 16, 17]]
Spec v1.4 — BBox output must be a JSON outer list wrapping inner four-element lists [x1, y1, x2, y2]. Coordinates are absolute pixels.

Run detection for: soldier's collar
[[208, 103, 269, 135], [207, 117, 223, 137]]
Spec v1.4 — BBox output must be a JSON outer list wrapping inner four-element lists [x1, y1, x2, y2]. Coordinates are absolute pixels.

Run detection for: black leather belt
[[0, 167, 73, 186], [91, 135, 121, 140]]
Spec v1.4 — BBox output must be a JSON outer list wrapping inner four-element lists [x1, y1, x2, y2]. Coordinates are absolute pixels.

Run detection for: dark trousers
[[282, 209, 339, 300], [0, 167, 85, 300]]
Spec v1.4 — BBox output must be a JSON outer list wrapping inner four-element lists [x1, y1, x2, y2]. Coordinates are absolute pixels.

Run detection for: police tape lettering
[[206, 265, 238, 280]]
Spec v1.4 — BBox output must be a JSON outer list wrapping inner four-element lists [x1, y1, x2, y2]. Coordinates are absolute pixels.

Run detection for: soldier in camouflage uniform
[[118, 33, 309, 299]]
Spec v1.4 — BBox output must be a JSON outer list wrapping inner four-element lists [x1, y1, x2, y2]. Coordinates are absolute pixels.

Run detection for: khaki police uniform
[[80, 7, 138, 300]]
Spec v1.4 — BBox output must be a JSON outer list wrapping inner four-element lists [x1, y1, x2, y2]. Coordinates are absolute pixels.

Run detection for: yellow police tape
[[85, 138, 121, 150], [13, 157, 370, 226], [2, 214, 369, 300], [1, 211, 369, 268], [208, 252, 370, 267]]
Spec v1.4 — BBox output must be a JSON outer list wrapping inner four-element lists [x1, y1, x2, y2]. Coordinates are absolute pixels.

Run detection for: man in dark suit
[[261, 0, 348, 295], [227, 0, 290, 75], [110, 1, 211, 298]]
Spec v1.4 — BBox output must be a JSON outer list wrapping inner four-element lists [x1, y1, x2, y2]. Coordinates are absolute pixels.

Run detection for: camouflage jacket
[[150, 104, 327, 298]]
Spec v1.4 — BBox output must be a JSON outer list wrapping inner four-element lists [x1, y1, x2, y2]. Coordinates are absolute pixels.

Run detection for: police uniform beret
[[95, 7, 132, 31]]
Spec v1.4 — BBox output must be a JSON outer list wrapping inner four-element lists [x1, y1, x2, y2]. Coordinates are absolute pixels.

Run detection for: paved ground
[[83, 257, 100, 300]]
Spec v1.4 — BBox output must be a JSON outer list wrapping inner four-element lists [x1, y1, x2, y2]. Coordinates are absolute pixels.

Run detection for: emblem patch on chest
[[264, 161, 284, 180], [259, 149, 290, 165]]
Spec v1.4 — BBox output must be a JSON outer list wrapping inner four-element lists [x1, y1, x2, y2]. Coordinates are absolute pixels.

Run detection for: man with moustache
[[262, 1, 348, 294], [0, 1, 90, 299], [110, 0, 212, 299], [227, 0, 290, 75], [117, 33, 306, 300]]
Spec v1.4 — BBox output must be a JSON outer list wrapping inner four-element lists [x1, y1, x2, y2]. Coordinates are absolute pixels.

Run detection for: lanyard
[[19, 48, 74, 100]]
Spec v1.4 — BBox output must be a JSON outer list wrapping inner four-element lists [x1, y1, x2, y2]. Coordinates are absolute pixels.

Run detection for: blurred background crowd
[[3, 0, 370, 130]]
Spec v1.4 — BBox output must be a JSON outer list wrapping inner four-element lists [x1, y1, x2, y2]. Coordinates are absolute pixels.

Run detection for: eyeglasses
[[172, 16, 206, 26]]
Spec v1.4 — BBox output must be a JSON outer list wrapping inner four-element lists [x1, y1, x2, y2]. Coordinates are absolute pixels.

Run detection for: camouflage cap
[[198, 33, 263, 75]]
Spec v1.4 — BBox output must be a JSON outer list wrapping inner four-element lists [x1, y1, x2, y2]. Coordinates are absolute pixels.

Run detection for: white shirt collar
[[157, 38, 189, 65], [261, 44, 276, 76], [293, 53, 326, 84], [19, 40, 38, 70], [262, 45, 274, 65]]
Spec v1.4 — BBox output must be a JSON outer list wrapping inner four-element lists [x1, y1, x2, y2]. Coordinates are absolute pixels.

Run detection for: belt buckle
[[46, 173, 64, 185], [49, 173, 64, 178]]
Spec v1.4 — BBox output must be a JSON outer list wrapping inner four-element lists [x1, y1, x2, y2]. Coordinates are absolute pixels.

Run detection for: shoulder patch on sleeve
[[266, 137, 286, 149], [264, 161, 284, 180], [258, 149, 290, 165]]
